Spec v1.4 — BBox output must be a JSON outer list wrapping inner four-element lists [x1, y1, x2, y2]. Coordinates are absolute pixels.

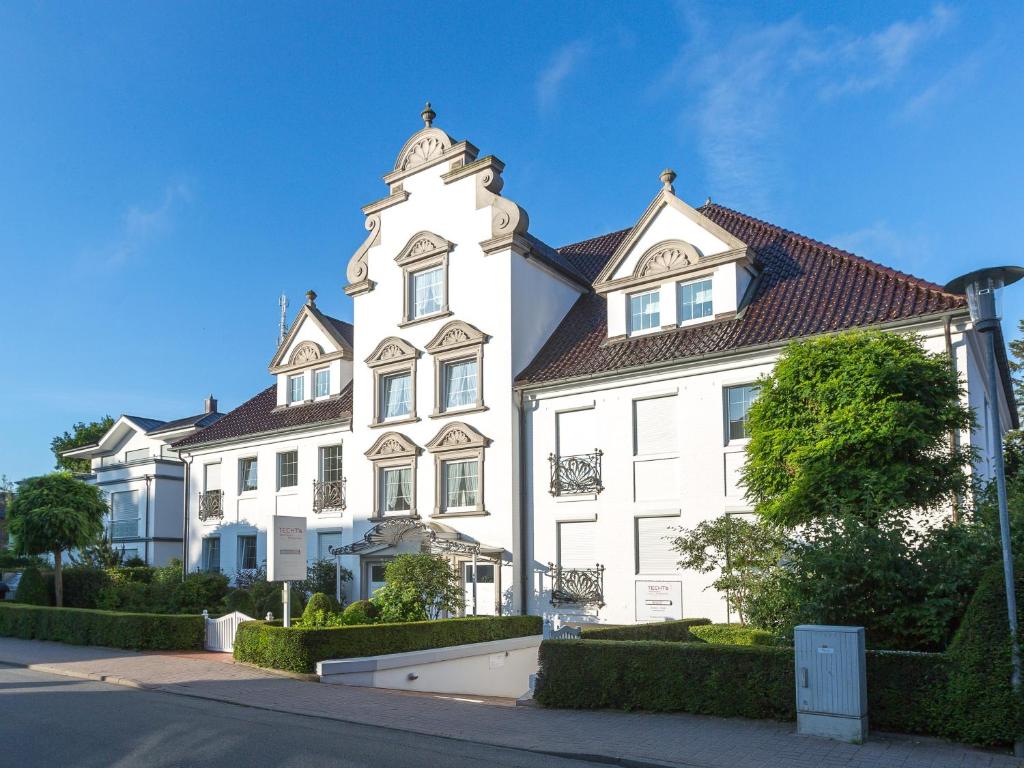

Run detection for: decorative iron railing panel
[[548, 563, 605, 607], [198, 490, 224, 522], [548, 450, 603, 496], [313, 478, 346, 513]]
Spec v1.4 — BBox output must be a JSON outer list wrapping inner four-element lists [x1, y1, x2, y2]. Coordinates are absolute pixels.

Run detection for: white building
[[63, 398, 223, 565], [173, 105, 1017, 624]]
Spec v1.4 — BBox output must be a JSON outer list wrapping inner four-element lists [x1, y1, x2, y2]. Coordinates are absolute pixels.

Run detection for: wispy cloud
[[536, 40, 591, 113], [656, 4, 962, 214], [99, 180, 193, 267]]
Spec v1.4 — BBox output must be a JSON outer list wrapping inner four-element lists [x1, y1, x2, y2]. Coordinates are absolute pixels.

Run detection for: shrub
[[298, 559, 352, 601], [342, 599, 379, 625], [108, 566, 156, 585], [302, 592, 341, 624], [942, 560, 1024, 746], [689, 623, 779, 646], [0, 603, 203, 650], [866, 650, 950, 735], [123, 556, 146, 568], [169, 571, 230, 614], [14, 566, 50, 606], [96, 580, 151, 612], [372, 554, 462, 622], [580, 618, 710, 642], [224, 589, 257, 616], [235, 615, 542, 673], [61, 566, 111, 609], [535, 639, 794, 719]]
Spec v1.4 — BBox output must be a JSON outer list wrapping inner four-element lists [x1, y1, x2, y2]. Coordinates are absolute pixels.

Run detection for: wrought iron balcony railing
[[548, 450, 603, 496], [198, 490, 224, 522], [548, 562, 605, 607], [313, 478, 346, 513]]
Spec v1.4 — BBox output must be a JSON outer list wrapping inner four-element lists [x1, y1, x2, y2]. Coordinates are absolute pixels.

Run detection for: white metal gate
[[203, 610, 253, 652]]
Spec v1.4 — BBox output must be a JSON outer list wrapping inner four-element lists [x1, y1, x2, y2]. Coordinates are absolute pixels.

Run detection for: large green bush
[[689, 623, 779, 646], [0, 603, 203, 650], [14, 565, 50, 606], [61, 566, 111, 609], [580, 618, 710, 642], [342, 599, 379, 625], [235, 615, 542, 673], [866, 650, 950, 735], [372, 554, 463, 622]]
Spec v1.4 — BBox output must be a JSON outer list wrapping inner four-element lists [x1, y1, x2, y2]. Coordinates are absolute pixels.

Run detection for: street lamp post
[[945, 266, 1024, 758]]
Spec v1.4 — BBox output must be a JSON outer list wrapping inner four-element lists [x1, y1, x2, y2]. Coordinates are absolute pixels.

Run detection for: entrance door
[[365, 562, 388, 600], [463, 562, 496, 616]]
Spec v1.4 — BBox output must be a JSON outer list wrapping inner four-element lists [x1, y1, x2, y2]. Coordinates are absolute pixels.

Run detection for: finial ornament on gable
[[306, 289, 317, 307], [660, 168, 677, 194], [421, 101, 435, 128]]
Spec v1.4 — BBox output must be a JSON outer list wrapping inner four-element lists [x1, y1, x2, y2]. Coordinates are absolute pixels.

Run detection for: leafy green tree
[[8, 473, 107, 606], [742, 330, 974, 527], [1009, 318, 1024, 416], [670, 514, 785, 624], [70, 529, 126, 568], [372, 554, 463, 622], [51, 416, 114, 473]]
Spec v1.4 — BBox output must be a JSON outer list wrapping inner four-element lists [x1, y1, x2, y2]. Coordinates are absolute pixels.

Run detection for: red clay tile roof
[[173, 382, 352, 448], [515, 202, 966, 386]]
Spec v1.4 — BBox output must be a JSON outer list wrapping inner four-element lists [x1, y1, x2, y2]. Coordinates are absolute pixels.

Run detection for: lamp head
[[944, 266, 1024, 329]]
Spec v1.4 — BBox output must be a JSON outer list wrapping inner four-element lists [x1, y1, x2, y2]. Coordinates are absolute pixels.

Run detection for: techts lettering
[[278, 527, 303, 534]]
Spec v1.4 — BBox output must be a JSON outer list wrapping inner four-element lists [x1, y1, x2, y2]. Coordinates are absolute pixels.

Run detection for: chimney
[[205, 394, 217, 414]]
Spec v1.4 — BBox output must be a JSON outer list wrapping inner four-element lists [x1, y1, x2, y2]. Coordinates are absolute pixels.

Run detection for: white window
[[679, 278, 713, 323], [443, 359, 477, 411], [628, 289, 660, 335], [443, 459, 478, 510], [110, 490, 139, 539], [381, 467, 412, 515], [410, 266, 444, 319], [201, 537, 220, 572], [239, 457, 258, 492], [317, 531, 342, 561], [319, 445, 343, 482], [237, 535, 257, 571], [557, 520, 597, 569], [288, 373, 305, 403], [381, 372, 412, 420], [204, 463, 221, 491], [277, 451, 297, 489], [725, 384, 759, 443], [314, 368, 330, 398], [636, 517, 679, 574], [633, 395, 678, 456], [557, 407, 598, 458]]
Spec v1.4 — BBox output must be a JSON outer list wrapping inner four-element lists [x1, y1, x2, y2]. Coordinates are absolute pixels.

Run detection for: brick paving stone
[[0, 637, 1020, 768]]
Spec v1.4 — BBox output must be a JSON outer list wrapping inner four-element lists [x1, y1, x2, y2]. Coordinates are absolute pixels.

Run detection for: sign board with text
[[268, 515, 307, 582], [635, 580, 683, 622]]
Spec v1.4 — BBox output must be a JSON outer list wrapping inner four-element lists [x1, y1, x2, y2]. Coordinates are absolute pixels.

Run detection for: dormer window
[[679, 278, 713, 323], [314, 368, 330, 398], [287, 374, 305, 404], [628, 289, 661, 336]]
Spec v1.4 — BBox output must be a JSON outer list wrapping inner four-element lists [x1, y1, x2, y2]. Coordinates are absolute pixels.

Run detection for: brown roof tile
[[515, 202, 965, 386]]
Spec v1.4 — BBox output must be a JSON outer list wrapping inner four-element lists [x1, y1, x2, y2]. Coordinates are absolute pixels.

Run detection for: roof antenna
[[278, 292, 289, 345]]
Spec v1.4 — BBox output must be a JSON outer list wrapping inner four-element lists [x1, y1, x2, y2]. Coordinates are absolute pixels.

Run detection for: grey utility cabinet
[[794, 625, 867, 742]]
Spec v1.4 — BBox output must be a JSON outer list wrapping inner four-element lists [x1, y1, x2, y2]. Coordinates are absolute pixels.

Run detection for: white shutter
[[634, 457, 681, 502], [557, 408, 598, 457], [204, 463, 221, 491], [558, 521, 597, 568], [637, 517, 679, 574], [111, 491, 138, 521], [633, 395, 678, 455]]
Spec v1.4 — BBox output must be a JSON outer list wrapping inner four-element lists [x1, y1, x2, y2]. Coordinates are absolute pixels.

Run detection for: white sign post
[[268, 515, 307, 628]]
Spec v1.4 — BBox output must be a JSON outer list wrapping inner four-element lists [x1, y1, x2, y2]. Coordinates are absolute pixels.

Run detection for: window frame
[[276, 450, 298, 491], [723, 383, 759, 445], [379, 465, 415, 517], [236, 534, 258, 571], [238, 456, 258, 494], [426, 320, 489, 418], [379, 370, 413, 423], [201, 536, 221, 573], [365, 337, 419, 428], [407, 264, 446, 322], [395, 234, 452, 328], [627, 287, 662, 336], [365, 431, 421, 520], [287, 373, 306, 404], [426, 421, 489, 517], [677, 276, 714, 326], [319, 444, 343, 483], [313, 367, 331, 399]]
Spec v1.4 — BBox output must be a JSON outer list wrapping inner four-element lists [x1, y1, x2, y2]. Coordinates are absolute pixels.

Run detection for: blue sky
[[1, 1, 1022, 481]]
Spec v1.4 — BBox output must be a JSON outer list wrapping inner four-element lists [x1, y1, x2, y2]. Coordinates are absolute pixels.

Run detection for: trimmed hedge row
[[580, 618, 711, 642], [0, 603, 204, 651], [235, 615, 543, 673], [689, 623, 779, 646], [534, 639, 985, 742]]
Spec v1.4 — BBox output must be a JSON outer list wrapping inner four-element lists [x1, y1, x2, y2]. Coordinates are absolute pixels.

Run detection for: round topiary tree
[[342, 599, 379, 625], [13, 565, 50, 606], [302, 591, 340, 624]]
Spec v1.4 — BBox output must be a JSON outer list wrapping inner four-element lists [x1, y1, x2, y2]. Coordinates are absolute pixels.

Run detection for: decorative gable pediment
[[425, 421, 491, 452], [365, 431, 421, 459], [593, 179, 751, 294], [425, 320, 488, 353], [269, 297, 353, 373], [289, 341, 324, 365], [365, 336, 419, 368], [395, 231, 454, 267]]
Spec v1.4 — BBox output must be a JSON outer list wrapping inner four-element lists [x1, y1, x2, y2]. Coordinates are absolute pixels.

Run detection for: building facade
[[63, 399, 223, 565], [173, 107, 1016, 624]]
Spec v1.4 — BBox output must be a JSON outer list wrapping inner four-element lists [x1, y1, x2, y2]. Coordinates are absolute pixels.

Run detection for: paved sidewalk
[[0, 638, 1018, 768]]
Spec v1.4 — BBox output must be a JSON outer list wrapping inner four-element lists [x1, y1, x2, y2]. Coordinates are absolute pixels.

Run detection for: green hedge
[[689, 623, 779, 646], [0, 603, 204, 650], [235, 615, 542, 673], [580, 618, 711, 642], [866, 650, 950, 735]]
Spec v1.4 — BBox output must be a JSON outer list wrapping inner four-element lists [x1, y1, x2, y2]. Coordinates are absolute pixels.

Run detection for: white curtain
[[445, 460, 478, 508], [383, 374, 411, 418], [413, 267, 443, 317], [384, 468, 411, 512], [444, 360, 476, 409]]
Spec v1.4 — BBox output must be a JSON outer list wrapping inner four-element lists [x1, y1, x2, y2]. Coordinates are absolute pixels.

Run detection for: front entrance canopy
[[328, 518, 502, 561]]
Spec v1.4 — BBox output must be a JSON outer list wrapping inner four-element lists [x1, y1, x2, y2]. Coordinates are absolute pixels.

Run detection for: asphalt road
[[0, 666, 605, 768]]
